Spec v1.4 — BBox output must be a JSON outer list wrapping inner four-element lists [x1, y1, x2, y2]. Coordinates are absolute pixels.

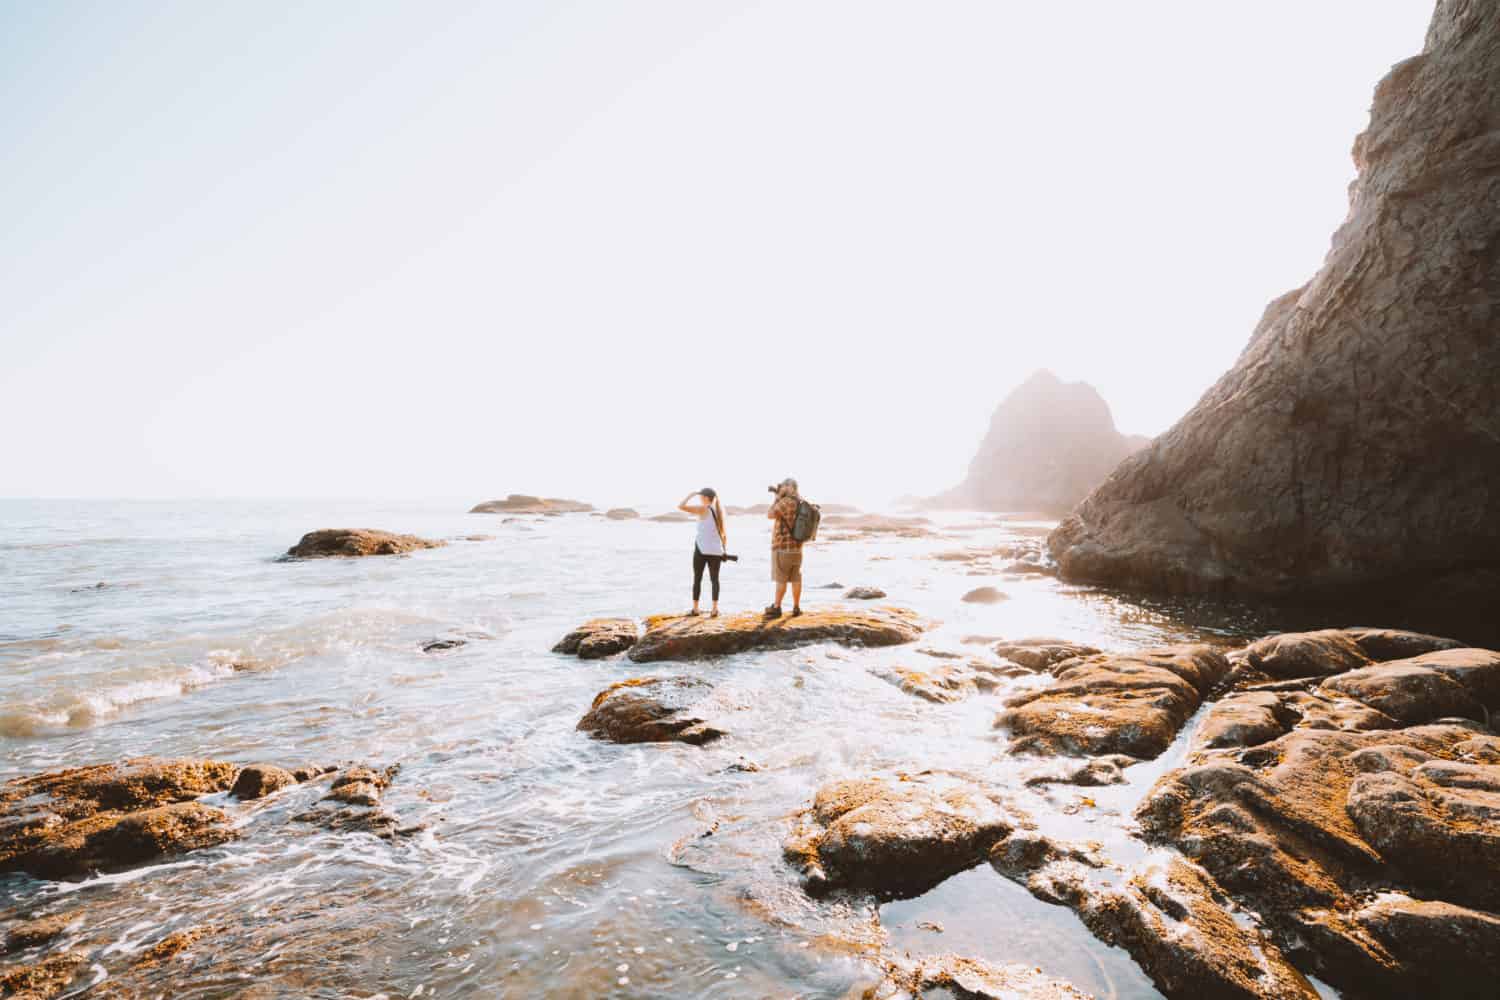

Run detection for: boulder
[[999, 645, 1230, 758], [1195, 690, 1298, 749], [469, 495, 594, 514], [1135, 719, 1500, 994], [323, 765, 400, 807], [1243, 629, 1372, 680], [1390, 646, 1500, 708], [929, 370, 1149, 514], [1345, 627, 1465, 662], [961, 586, 1008, 604], [576, 676, 725, 746], [844, 586, 886, 600], [626, 607, 921, 663], [230, 763, 297, 800], [783, 774, 1016, 897], [988, 835, 1315, 999], [1047, 1, 1500, 642], [552, 618, 640, 659], [1321, 663, 1485, 725], [283, 529, 444, 559]]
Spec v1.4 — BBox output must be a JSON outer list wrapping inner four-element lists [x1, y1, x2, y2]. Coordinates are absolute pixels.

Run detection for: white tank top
[[695, 506, 725, 556]]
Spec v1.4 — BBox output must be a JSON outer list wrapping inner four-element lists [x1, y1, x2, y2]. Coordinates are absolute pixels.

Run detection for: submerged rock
[[552, 618, 640, 659], [928, 370, 1148, 515], [469, 494, 594, 514], [421, 637, 466, 653], [865, 953, 1093, 999], [783, 774, 1016, 897], [283, 528, 444, 559], [960, 586, 1008, 604], [625, 607, 922, 663], [999, 645, 1230, 758], [0, 952, 87, 999], [3, 914, 72, 954], [1048, 1, 1500, 639], [870, 663, 997, 704], [577, 676, 725, 746]]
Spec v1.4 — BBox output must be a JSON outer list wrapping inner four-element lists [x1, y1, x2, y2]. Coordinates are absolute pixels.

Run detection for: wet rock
[[1321, 663, 1485, 725], [604, 507, 639, 520], [999, 645, 1230, 758], [552, 618, 640, 660], [283, 528, 444, 559], [866, 953, 1092, 999], [421, 637, 466, 653], [1244, 629, 1372, 680], [991, 638, 1101, 673], [3, 915, 71, 954], [870, 664, 992, 704], [1022, 756, 1135, 788], [845, 586, 886, 600], [131, 926, 213, 968], [989, 835, 1316, 1000], [1196, 690, 1300, 749], [1136, 720, 1500, 994], [960, 586, 1008, 604], [1345, 627, 1465, 663], [324, 765, 399, 807], [1047, 2, 1500, 639], [626, 607, 922, 663], [469, 495, 594, 514], [290, 764, 336, 783], [1393, 646, 1500, 708], [927, 370, 1149, 515], [783, 774, 1016, 897], [0, 952, 86, 999], [230, 763, 297, 800], [576, 676, 725, 746], [1353, 896, 1500, 1000], [0, 758, 240, 879]]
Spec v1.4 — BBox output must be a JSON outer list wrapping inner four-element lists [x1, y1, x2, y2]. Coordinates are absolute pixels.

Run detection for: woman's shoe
[[710, 608, 719, 618], [763, 605, 782, 619], [686, 609, 700, 617]]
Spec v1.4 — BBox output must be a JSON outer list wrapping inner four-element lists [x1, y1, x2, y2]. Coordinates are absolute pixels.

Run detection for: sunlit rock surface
[[552, 618, 640, 659], [625, 607, 923, 663], [1050, 2, 1500, 640], [576, 676, 726, 746]]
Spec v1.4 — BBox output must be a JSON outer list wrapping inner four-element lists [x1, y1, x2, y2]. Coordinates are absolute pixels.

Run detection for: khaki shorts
[[772, 547, 803, 584]]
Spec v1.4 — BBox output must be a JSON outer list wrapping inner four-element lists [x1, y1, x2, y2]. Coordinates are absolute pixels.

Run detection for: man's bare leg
[[791, 581, 802, 613], [772, 580, 788, 611]]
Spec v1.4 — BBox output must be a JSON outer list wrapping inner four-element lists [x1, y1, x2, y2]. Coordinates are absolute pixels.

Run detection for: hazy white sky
[[1, 1, 1434, 507]]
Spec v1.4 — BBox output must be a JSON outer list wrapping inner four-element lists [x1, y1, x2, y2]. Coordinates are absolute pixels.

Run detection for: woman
[[677, 488, 727, 617]]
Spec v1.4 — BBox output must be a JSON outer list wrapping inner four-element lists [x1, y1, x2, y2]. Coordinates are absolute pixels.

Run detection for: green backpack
[[788, 497, 821, 542]]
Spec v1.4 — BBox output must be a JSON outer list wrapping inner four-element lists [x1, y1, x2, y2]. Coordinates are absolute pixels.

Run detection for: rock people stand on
[[678, 488, 728, 617], [765, 477, 816, 619]]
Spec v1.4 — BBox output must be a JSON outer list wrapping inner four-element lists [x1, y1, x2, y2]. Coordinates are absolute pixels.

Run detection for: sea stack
[[933, 370, 1146, 514], [1049, 0, 1500, 637]]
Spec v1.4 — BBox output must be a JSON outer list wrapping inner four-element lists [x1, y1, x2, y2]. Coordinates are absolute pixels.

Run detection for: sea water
[[0, 499, 1299, 998]]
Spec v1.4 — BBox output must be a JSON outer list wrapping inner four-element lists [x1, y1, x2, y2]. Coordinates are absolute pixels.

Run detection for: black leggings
[[692, 545, 723, 602]]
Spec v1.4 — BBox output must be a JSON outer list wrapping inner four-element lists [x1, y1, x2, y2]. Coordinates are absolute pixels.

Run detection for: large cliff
[[1049, 0, 1500, 630], [934, 370, 1146, 514]]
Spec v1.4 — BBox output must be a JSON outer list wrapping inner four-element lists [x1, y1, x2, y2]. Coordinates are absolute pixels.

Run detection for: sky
[[1, 1, 1436, 508]]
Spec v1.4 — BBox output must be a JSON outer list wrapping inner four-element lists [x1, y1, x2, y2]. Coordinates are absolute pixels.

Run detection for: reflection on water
[[0, 499, 1318, 997]]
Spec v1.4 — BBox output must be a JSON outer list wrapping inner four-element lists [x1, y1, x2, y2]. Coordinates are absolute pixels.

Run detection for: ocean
[[1, 498, 1294, 998]]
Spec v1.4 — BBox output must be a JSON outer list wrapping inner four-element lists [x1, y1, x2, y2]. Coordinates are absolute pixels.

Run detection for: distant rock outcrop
[[284, 529, 443, 559], [933, 370, 1146, 514], [1049, 1, 1500, 638], [469, 495, 594, 514]]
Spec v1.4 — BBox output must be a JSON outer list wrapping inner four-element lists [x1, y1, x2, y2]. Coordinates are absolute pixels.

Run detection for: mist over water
[[2, 499, 1305, 997]]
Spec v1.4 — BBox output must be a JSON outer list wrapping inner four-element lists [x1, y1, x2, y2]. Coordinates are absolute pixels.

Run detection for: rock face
[[284, 529, 443, 559], [1133, 631, 1500, 997], [469, 494, 594, 514], [0, 758, 240, 879], [552, 618, 640, 659], [783, 774, 1016, 897], [932, 370, 1147, 514], [999, 645, 1231, 758], [1049, 2, 1500, 639], [576, 676, 725, 746], [625, 608, 922, 663]]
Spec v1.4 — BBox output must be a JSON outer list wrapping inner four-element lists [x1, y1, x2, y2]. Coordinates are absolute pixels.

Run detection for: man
[[765, 477, 804, 618]]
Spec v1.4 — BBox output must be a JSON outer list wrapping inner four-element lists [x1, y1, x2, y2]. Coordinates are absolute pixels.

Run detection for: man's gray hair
[[780, 477, 798, 492]]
